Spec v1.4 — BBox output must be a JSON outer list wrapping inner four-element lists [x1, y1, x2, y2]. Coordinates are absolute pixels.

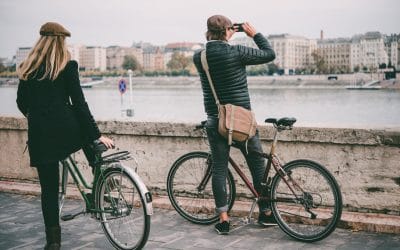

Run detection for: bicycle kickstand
[[243, 198, 258, 224]]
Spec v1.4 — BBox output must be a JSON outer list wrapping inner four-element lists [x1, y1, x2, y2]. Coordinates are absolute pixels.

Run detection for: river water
[[1, 86, 399, 129]]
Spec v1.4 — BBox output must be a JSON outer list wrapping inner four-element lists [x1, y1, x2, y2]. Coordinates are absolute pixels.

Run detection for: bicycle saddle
[[91, 140, 109, 154], [265, 117, 297, 127]]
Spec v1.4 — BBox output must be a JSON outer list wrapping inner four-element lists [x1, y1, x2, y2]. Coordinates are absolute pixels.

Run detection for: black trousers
[[36, 162, 60, 229]]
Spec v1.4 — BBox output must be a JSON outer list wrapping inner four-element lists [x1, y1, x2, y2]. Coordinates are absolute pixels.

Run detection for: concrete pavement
[[0, 192, 399, 250], [1, 179, 400, 235]]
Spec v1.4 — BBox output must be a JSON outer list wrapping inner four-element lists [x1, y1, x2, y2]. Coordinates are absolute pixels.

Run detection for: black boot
[[44, 226, 61, 250]]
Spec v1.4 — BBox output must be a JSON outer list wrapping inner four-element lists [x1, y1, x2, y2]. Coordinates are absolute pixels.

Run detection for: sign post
[[118, 78, 127, 117]]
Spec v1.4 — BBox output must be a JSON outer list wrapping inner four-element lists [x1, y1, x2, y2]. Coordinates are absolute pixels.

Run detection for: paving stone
[[0, 192, 399, 249]]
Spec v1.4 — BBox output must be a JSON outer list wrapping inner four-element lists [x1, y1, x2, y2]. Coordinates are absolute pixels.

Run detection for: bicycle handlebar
[[194, 120, 207, 130]]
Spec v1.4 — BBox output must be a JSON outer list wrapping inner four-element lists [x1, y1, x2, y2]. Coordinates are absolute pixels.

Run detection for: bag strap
[[228, 105, 235, 145], [201, 50, 220, 107]]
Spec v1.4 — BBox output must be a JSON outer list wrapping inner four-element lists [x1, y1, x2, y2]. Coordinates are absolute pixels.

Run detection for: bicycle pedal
[[61, 211, 84, 221], [61, 214, 75, 221]]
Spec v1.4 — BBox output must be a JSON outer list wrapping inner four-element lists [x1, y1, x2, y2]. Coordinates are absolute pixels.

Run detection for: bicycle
[[58, 141, 153, 249], [167, 117, 342, 242]]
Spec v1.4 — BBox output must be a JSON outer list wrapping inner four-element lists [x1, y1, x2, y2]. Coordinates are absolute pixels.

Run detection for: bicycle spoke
[[97, 168, 150, 249], [167, 152, 236, 224], [271, 160, 342, 242]]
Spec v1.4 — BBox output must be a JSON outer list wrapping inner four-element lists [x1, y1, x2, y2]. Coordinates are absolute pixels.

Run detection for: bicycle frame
[[220, 127, 304, 211], [223, 128, 280, 199], [60, 154, 153, 216], [60, 156, 105, 213]]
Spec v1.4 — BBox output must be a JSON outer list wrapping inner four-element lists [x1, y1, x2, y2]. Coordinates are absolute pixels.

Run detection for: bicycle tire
[[96, 164, 151, 250], [270, 159, 342, 242], [167, 151, 236, 224]]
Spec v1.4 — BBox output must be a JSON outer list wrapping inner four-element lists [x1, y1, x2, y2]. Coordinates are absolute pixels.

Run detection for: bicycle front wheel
[[167, 151, 236, 224], [270, 159, 342, 242], [96, 165, 150, 250]]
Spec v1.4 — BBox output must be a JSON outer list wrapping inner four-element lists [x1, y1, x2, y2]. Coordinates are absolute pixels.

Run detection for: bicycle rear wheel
[[167, 151, 236, 224], [96, 165, 150, 250], [270, 159, 342, 242]]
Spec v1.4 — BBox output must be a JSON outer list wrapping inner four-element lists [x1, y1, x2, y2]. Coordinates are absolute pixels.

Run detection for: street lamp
[[126, 69, 134, 117]]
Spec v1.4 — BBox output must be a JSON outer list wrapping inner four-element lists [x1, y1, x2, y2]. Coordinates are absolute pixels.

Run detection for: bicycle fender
[[110, 163, 154, 216]]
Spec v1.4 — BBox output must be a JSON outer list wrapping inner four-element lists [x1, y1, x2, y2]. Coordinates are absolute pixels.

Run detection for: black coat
[[16, 60, 101, 167], [193, 33, 275, 117]]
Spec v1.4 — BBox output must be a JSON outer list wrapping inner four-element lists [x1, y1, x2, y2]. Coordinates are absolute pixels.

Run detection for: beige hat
[[39, 22, 71, 37], [207, 15, 232, 32]]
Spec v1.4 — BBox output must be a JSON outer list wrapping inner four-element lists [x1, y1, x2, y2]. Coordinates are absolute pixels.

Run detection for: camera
[[233, 23, 244, 32]]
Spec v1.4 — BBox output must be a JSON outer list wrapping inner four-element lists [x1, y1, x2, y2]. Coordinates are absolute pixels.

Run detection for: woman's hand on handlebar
[[99, 135, 114, 149]]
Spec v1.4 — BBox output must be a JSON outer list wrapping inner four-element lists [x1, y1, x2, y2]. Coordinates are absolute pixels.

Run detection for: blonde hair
[[18, 35, 70, 81]]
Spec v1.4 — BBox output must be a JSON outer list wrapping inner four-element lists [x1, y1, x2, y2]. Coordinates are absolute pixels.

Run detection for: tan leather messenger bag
[[200, 50, 257, 145]]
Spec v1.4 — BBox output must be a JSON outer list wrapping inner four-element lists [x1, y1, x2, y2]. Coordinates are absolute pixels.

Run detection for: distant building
[[67, 44, 83, 63], [316, 32, 390, 73], [231, 34, 316, 74], [16, 47, 32, 68], [384, 34, 399, 69], [10, 31, 399, 74], [164, 42, 202, 56], [229, 36, 257, 48], [268, 34, 317, 74], [398, 45, 400, 69], [351, 32, 388, 71], [318, 38, 352, 73], [143, 47, 164, 71], [79, 46, 107, 71], [106, 46, 143, 70]]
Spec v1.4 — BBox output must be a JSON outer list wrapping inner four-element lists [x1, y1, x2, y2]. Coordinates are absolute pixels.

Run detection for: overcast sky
[[0, 0, 399, 58]]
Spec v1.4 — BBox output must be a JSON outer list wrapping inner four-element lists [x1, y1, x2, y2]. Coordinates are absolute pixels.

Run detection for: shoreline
[[1, 76, 399, 89]]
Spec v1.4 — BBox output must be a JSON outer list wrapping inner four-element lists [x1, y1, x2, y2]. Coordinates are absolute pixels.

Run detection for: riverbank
[[2, 74, 399, 89]]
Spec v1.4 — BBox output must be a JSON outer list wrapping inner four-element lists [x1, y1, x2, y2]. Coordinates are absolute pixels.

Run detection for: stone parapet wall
[[0, 116, 399, 214]]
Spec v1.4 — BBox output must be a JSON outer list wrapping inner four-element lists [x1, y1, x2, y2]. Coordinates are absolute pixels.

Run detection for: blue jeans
[[206, 116, 269, 214]]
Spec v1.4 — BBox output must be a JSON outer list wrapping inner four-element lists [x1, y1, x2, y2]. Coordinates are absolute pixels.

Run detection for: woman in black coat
[[16, 22, 113, 250]]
